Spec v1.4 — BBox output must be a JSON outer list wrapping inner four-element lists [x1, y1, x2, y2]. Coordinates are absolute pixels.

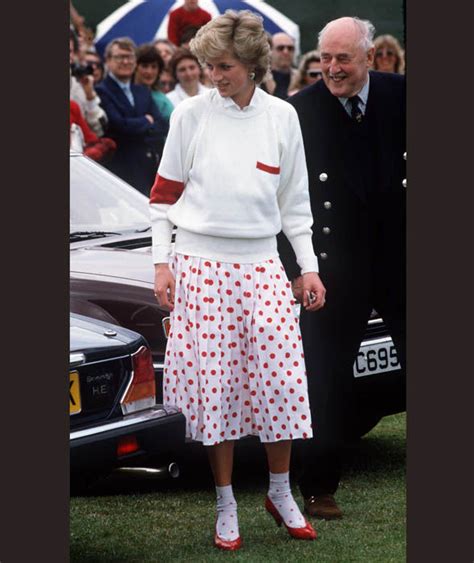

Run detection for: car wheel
[[346, 412, 382, 441], [70, 471, 108, 495]]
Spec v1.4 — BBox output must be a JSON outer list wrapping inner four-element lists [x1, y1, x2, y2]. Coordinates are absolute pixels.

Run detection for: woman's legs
[[264, 439, 292, 473], [206, 440, 235, 485], [264, 440, 306, 528], [206, 441, 240, 544]]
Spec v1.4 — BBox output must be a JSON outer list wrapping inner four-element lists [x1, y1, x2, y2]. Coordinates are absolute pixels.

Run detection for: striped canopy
[[94, 0, 300, 57]]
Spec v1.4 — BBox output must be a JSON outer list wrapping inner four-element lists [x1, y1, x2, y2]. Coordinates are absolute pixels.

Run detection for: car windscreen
[[70, 154, 151, 233]]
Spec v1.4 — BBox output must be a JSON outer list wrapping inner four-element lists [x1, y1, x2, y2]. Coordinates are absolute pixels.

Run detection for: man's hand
[[292, 273, 326, 312], [154, 263, 175, 311]]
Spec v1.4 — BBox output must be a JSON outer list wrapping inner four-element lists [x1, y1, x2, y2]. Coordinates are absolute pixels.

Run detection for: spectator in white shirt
[[166, 48, 209, 108]]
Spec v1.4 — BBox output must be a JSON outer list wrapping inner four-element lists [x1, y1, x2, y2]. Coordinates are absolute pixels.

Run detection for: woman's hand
[[154, 263, 175, 311], [301, 272, 326, 312], [291, 276, 304, 303]]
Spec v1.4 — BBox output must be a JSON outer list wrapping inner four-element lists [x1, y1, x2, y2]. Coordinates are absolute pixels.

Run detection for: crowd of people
[[70, 0, 406, 553], [69, 0, 405, 194]]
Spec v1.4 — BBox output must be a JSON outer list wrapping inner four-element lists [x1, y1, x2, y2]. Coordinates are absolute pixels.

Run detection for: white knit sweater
[[150, 87, 318, 274]]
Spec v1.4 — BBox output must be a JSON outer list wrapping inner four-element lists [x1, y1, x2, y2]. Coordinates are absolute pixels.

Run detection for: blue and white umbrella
[[94, 0, 300, 57]]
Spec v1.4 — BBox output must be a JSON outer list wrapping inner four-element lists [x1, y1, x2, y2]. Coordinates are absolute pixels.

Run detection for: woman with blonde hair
[[153, 38, 176, 66], [288, 50, 323, 96], [372, 34, 405, 74], [150, 9, 324, 551]]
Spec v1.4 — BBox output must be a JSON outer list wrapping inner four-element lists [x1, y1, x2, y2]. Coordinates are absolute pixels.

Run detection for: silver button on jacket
[[320, 252, 328, 260], [319, 172, 328, 182], [402, 179, 407, 188], [324, 201, 332, 209], [323, 227, 331, 235]]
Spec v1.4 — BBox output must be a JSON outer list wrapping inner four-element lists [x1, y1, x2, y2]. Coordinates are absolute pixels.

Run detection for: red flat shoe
[[265, 496, 317, 540], [214, 533, 242, 551]]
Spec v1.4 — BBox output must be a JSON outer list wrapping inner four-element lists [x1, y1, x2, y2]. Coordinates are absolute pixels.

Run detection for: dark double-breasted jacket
[[279, 71, 406, 291]]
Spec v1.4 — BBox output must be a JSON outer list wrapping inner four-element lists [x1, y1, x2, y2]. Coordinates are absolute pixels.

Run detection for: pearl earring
[[248, 71, 256, 80]]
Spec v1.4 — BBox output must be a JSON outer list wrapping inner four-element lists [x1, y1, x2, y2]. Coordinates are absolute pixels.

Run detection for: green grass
[[70, 413, 405, 562]]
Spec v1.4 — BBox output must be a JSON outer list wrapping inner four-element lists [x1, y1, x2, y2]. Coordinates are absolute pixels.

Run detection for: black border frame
[[406, 0, 473, 561], [1, 0, 473, 561], [1, 3, 70, 562]]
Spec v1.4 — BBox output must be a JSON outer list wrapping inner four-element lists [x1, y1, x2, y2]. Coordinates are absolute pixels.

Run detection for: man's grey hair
[[104, 36, 137, 59], [318, 17, 375, 51]]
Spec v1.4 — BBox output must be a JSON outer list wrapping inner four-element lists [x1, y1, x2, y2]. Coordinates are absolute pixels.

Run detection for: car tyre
[[70, 471, 108, 495], [346, 412, 382, 442]]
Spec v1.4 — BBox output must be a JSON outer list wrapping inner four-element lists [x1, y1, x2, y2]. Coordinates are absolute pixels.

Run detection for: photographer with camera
[[84, 49, 105, 85], [70, 28, 107, 137]]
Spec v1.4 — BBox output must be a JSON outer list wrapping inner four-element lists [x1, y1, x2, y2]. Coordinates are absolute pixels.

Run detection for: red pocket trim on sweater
[[256, 161, 280, 174]]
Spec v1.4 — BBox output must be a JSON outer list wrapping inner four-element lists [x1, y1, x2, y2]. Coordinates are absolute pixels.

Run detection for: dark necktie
[[348, 95, 363, 122]]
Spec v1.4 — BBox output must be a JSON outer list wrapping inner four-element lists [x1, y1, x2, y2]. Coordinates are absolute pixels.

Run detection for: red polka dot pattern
[[163, 254, 313, 446]]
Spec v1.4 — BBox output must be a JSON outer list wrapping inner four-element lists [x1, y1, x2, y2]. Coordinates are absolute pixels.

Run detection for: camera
[[70, 62, 94, 79]]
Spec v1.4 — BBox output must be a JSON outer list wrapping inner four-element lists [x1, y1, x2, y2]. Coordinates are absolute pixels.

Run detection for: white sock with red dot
[[215, 485, 239, 541], [268, 471, 306, 528]]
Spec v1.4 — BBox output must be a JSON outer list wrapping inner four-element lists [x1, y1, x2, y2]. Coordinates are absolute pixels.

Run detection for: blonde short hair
[[289, 50, 321, 92], [373, 34, 405, 74], [190, 10, 271, 83]]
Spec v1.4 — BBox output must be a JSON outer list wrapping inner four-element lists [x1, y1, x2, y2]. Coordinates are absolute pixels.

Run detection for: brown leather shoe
[[304, 494, 343, 520]]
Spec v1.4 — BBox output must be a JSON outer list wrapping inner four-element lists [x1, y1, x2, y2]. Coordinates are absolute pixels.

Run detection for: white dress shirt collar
[[338, 74, 370, 115]]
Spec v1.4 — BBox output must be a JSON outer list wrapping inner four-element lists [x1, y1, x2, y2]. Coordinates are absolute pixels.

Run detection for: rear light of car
[[117, 435, 140, 457], [120, 346, 156, 415], [162, 317, 170, 338]]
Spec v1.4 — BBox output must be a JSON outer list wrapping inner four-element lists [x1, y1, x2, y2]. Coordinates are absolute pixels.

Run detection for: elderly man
[[267, 32, 297, 99], [278, 17, 406, 519], [96, 37, 168, 195], [167, 0, 211, 47]]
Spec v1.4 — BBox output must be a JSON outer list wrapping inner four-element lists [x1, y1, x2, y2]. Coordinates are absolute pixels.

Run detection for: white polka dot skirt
[[163, 254, 313, 446]]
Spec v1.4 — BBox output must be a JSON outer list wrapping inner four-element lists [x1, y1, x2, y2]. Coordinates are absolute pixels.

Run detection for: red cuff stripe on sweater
[[149, 174, 185, 204], [256, 161, 280, 174]]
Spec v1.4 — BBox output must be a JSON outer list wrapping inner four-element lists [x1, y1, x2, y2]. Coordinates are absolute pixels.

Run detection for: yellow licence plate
[[69, 371, 82, 415]]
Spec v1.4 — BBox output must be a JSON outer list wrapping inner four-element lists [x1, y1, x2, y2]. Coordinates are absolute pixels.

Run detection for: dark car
[[70, 151, 404, 439], [70, 313, 186, 484]]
